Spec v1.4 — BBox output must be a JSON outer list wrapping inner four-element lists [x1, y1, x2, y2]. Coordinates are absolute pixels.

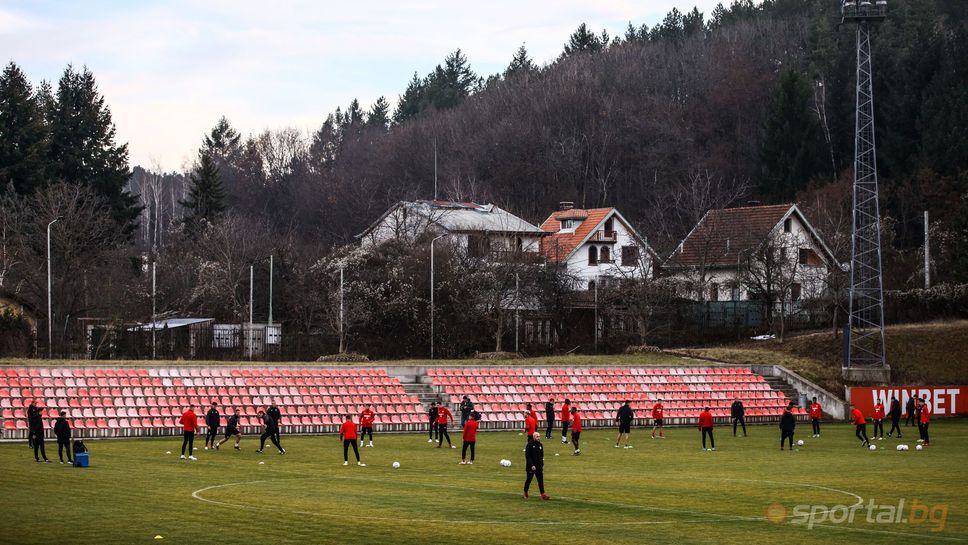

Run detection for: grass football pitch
[[1, 421, 966, 544]]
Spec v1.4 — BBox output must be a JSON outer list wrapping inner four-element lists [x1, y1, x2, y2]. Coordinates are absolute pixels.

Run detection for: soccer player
[[256, 409, 285, 455], [905, 395, 917, 427], [359, 404, 375, 447], [887, 395, 902, 438], [698, 406, 715, 451], [779, 402, 796, 451], [267, 401, 283, 448], [461, 411, 480, 464], [651, 398, 665, 439], [427, 401, 439, 443], [919, 398, 931, 446], [570, 406, 582, 456], [527, 402, 538, 422], [560, 398, 571, 444], [524, 432, 550, 500], [27, 401, 49, 463], [204, 401, 220, 450], [809, 397, 822, 437], [872, 399, 885, 440], [459, 396, 474, 428], [436, 403, 455, 448], [216, 408, 242, 450], [179, 404, 199, 460], [615, 400, 634, 448], [851, 404, 870, 447], [544, 398, 555, 438], [524, 409, 537, 443], [340, 414, 365, 466], [730, 398, 747, 437], [916, 396, 925, 441], [53, 410, 72, 464]]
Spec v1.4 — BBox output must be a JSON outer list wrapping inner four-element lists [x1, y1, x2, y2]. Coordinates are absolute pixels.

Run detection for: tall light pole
[[46, 216, 62, 359], [151, 260, 157, 360], [514, 272, 520, 354], [430, 233, 448, 359], [268, 254, 274, 326], [843, 0, 888, 369], [249, 264, 254, 360], [339, 266, 345, 354]]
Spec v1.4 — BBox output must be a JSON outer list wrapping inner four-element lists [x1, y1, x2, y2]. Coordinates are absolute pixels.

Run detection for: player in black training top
[[615, 400, 634, 448]]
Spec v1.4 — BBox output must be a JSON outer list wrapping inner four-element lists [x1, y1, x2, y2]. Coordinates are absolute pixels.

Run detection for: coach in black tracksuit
[[257, 410, 284, 454], [53, 411, 73, 464], [428, 402, 439, 441], [27, 402, 49, 463], [204, 402, 221, 449], [888, 396, 902, 438], [905, 396, 917, 427], [544, 399, 555, 439], [779, 403, 796, 450], [267, 403, 282, 447], [731, 399, 747, 437], [524, 433, 547, 498]]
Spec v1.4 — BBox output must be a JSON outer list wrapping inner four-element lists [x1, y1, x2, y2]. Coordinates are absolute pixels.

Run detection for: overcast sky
[[1, 0, 722, 171]]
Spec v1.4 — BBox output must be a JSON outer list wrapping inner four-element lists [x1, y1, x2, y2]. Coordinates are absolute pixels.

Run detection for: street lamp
[[430, 233, 448, 359], [47, 215, 62, 359]]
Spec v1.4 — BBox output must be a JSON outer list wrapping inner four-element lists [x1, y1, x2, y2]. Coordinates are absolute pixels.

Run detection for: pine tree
[[393, 72, 426, 124], [623, 22, 649, 44], [46, 65, 140, 233], [366, 96, 391, 130], [0, 62, 48, 196], [204, 116, 241, 165], [180, 150, 225, 232], [759, 69, 826, 201], [562, 23, 603, 57], [504, 45, 537, 79]]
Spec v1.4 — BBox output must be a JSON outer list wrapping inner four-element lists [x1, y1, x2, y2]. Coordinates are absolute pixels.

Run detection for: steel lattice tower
[[843, 0, 887, 368]]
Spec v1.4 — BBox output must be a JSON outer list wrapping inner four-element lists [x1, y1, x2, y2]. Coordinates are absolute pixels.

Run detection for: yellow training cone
[[154, 536, 164, 540]]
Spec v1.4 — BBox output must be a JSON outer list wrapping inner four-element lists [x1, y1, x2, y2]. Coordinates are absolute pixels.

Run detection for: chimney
[[559, 201, 574, 211]]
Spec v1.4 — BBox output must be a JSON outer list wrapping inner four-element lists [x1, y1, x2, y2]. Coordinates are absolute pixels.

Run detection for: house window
[[600, 247, 611, 263], [468, 234, 490, 258], [588, 280, 596, 292], [621, 246, 639, 266], [730, 284, 741, 301], [516, 237, 523, 252], [588, 246, 598, 265], [791, 283, 802, 302], [604, 217, 614, 232], [784, 218, 792, 233], [710, 283, 719, 302]]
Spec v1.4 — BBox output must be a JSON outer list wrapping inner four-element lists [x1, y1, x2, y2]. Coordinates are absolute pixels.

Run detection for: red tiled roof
[[666, 204, 792, 268], [539, 208, 614, 263]]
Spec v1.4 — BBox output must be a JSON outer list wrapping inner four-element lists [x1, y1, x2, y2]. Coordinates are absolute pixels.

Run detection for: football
[[896, 445, 903, 451], [797, 440, 804, 446], [392, 462, 401, 469], [916, 445, 923, 451], [869, 444, 877, 451]]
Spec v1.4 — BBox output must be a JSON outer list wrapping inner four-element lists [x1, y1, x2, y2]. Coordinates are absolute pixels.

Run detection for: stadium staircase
[[0, 365, 804, 440]]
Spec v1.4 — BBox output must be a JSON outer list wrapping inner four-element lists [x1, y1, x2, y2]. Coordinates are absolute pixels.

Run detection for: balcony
[[588, 230, 617, 243]]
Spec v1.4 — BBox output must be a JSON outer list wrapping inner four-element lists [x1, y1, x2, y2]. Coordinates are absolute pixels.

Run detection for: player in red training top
[[809, 397, 822, 437], [651, 399, 665, 439], [340, 414, 365, 466], [359, 404, 376, 448], [560, 399, 572, 444], [698, 406, 715, 451], [179, 404, 200, 461], [524, 409, 538, 443], [851, 404, 870, 447], [436, 404, 455, 448], [461, 411, 481, 464], [570, 407, 582, 456], [872, 399, 885, 440], [919, 398, 931, 446]]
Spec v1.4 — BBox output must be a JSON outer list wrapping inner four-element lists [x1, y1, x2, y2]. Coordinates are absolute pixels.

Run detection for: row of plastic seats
[[3, 367, 393, 379]]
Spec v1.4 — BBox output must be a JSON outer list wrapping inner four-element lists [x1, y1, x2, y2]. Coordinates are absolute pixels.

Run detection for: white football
[[869, 444, 877, 451], [797, 440, 804, 446], [896, 445, 903, 451], [504, 460, 512, 467], [392, 462, 401, 469], [165, 451, 171, 455], [916, 445, 923, 451], [259, 461, 265, 465], [555, 453, 560, 456], [902, 444, 909, 451]]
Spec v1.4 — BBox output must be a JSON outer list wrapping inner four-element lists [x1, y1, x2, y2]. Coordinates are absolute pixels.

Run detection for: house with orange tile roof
[[665, 203, 840, 303], [538, 202, 658, 291]]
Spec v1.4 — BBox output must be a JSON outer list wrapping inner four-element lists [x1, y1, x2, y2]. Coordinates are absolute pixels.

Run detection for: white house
[[356, 200, 544, 259], [538, 203, 657, 290], [665, 203, 840, 302]]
